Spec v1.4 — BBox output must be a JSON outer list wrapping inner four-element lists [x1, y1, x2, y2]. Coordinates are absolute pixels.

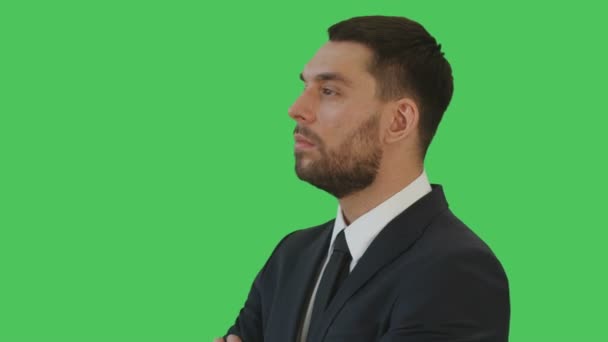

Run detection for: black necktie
[[309, 229, 352, 331]]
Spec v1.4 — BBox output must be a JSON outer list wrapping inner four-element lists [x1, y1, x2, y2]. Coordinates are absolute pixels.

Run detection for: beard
[[294, 112, 383, 199]]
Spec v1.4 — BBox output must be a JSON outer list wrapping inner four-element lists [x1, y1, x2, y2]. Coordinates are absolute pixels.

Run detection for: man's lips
[[294, 133, 315, 149]]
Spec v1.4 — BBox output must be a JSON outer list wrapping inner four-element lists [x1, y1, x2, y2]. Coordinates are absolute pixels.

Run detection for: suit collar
[[330, 170, 432, 271], [307, 183, 449, 341]]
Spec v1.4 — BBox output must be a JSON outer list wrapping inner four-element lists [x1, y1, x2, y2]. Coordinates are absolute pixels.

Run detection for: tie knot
[[333, 230, 350, 255]]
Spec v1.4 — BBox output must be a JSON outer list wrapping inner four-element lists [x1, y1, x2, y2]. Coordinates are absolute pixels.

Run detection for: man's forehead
[[301, 41, 373, 81]]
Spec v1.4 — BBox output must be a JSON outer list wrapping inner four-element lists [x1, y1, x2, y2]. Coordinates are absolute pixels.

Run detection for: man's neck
[[338, 167, 424, 225]]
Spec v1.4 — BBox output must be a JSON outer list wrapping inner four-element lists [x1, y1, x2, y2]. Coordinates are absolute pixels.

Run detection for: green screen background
[[1, 1, 606, 341]]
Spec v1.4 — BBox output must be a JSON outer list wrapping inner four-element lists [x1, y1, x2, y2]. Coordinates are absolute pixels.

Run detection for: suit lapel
[[267, 220, 333, 342], [307, 184, 449, 341]]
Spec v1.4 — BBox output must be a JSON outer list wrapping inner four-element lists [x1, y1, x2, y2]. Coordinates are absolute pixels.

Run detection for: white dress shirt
[[297, 170, 432, 342]]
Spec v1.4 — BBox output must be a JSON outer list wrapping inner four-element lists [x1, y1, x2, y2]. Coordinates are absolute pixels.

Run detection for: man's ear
[[384, 97, 419, 144]]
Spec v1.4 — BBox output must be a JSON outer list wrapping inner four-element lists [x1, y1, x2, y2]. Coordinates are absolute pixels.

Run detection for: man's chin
[[294, 166, 310, 180], [295, 155, 315, 169], [295, 163, 318, 182]]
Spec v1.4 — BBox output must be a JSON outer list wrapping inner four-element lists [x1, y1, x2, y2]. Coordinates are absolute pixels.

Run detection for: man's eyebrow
[[299, 72, 353, 87]]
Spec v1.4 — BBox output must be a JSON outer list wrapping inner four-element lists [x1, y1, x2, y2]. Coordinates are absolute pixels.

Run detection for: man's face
[[289, 41, 385, 198]]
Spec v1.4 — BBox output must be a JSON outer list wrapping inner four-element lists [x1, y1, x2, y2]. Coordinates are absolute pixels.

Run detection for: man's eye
[[321, 88, 337, 96]]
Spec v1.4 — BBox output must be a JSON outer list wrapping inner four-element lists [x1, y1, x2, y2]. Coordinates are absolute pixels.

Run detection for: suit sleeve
[[223, 267, 264, 341], [379, 249, 510, 342], [223, 231, 295, 342]]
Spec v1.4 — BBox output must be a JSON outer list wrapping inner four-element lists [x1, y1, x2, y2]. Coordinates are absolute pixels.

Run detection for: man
[[215, 15, 510, 342]]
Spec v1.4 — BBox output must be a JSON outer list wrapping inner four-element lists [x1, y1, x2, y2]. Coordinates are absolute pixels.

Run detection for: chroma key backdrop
[[0, 1, 606, 341]]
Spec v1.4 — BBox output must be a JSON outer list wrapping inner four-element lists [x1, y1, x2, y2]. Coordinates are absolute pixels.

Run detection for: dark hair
[[328, 15, 454, 159]]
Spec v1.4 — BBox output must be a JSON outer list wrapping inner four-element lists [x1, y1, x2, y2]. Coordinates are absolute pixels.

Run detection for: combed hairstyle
[[328, 16, 454, 159]]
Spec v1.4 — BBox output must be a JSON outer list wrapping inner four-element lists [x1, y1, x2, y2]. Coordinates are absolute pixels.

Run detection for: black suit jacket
[[224, 184, 510, 341]]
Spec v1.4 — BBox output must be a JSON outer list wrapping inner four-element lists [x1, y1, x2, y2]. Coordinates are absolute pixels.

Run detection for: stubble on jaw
[[294, 113, 383, 198]]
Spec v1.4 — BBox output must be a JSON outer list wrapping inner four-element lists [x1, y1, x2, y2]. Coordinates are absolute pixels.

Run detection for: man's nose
[[288, 90, 317, 124]]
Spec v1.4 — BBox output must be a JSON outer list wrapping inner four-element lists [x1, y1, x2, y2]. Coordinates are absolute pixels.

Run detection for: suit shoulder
[[255, 219, 334, 267], [424, 209, 501, 258], [259, 219, 332, 282], [406, 209, 509, 284], [391, 210, 511, 338], [274, 218, 333, 254]]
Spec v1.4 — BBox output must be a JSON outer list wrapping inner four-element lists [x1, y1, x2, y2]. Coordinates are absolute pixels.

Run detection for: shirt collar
[[329, 169, 432, 268]]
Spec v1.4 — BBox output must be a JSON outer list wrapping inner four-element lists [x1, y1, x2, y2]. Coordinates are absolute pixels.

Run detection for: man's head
[[289, 16, 453, 198]]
